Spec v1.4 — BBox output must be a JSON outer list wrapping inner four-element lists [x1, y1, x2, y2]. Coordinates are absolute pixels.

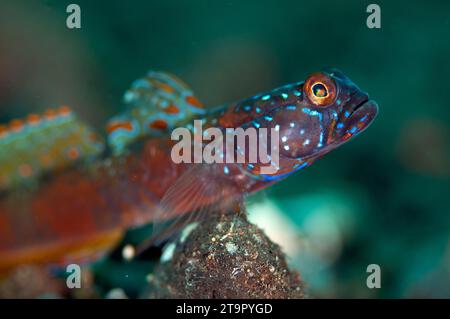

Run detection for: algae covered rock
[[146, 209, 306, 298]]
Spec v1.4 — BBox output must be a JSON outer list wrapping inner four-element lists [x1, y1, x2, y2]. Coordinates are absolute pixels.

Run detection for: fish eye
[[304, 73, 337, 107], [312, 83, 328, 98]]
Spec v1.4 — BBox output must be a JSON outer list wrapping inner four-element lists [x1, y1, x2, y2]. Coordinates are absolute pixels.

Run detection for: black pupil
[[312, 83, 328, 98]]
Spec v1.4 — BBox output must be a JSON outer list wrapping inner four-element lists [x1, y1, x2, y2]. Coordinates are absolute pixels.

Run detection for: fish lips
[[345, 99, 379, 135], [297, 99, 378, 164]]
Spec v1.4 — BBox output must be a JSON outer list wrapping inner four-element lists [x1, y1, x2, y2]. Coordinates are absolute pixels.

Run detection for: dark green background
[[0, 0, 449, 298]]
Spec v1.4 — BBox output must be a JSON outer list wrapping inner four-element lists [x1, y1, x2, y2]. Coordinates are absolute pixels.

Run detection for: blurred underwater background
[[0, 0, 449, 298]]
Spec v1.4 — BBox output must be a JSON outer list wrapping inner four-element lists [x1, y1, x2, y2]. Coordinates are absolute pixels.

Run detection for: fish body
[[0, 69, 378, 272]]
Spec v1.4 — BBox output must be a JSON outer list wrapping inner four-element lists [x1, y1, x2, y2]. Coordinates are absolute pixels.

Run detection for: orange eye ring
[[304, 72, 337, 107]]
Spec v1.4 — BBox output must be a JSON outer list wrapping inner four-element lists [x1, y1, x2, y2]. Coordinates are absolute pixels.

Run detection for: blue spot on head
[[264, 115, 273, 121], [302, 107, 311, 114], [337, 99, 342, 105], [318, 132, 324, 147], [247, 163, 255, 169], [293, 90, 302, 97], [281, 93, 288, 99], [332, 110, 339, 119], [286, 105, 297, 110], [344, 111, 350, 118], [224, 166, 230, 174], [337, 123, 344, 129], [349, 126, 358, 134], [244, 105, 252, 112], [302, 108, 322, 119], [360, 115, 368, 122], [255, 107, 261, 113], [261, 94, 271, 101]]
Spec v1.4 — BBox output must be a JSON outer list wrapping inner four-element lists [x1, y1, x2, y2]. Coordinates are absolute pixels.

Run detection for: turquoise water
[[0, 0, 449, 298]]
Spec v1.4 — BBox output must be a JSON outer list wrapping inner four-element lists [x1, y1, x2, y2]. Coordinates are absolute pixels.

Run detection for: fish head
[[249, 68, 378, 180]]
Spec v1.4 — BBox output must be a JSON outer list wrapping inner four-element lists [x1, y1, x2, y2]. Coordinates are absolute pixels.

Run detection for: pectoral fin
[[136, 164, 242, 252]]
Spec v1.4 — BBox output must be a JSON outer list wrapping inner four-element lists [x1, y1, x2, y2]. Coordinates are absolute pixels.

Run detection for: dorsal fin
[[0, 106, 105, 192], [106, 71, 206, 155]]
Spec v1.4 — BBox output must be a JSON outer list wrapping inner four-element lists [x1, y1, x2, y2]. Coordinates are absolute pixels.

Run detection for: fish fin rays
[[136, 164, 241, 252], [106, 71, 206, 155], [0, 106, 105, 192]]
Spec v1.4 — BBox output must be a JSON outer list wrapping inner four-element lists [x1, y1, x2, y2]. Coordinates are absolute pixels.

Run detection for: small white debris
[[252, 233, 263, 243], [231, 267, 242, 278], [220, 222, 235, 241], [105, 288, 128, 299], [122, 244, 135, 261], [146, 273, 155, 283], [225, 242, 238, 254], [180, 222, 199, 243], [160, 242, 176, 262]]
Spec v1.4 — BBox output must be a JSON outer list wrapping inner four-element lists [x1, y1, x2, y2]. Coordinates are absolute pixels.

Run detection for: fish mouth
[[348, 99, 378, 124], [348, 92, 371, 115], [351, 97, 370, 114], [299, 98, 378, 163], [330, 95, 378, 145]]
